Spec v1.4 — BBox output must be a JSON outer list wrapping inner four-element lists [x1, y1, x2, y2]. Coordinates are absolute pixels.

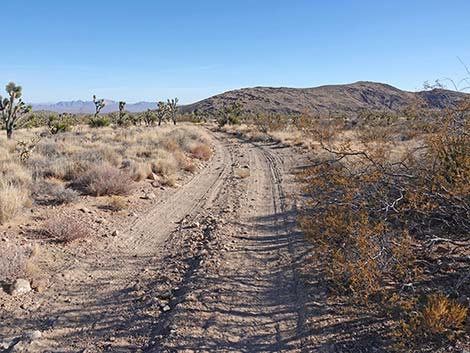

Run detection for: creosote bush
[[88, 116, 111, 128], [298, 104, 470, 349]]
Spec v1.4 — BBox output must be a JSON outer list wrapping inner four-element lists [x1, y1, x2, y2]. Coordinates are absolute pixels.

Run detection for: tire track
[[153, 135, 308, 352]]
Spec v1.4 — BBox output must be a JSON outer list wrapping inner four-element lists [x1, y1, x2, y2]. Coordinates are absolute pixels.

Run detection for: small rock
[[0, 338, 15, 350], [141, 193, 156, 200], [186, 293, 197, 302], [24, 330, 42, 340], [162, 305, 171, 312], [148, 173, 159, 181], [31, 278, 48, 293], [9, 279, 31, 296], [158, 290, 172, 300], [79, 207, 91, 213], [111, 230, 119, 237]]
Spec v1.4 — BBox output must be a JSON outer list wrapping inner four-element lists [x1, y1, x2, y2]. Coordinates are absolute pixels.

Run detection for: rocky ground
[[1, 127, 467, 353], [0, 129, 314, 352]]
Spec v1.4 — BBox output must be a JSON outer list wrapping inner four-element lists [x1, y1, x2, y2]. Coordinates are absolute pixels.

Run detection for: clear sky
[[1, 0, 469, 103]]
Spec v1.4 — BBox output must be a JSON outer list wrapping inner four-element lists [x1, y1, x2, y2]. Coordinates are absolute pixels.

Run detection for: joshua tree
[[156, 101, 168, 126], [167, 98, 178, 125], [93, 95, 106, 118], [118, 101, 126, 126], [0, 82, 32, 139]]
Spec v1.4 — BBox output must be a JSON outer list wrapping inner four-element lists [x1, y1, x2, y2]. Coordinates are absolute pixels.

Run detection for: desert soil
[[1, 128, 388, 353]]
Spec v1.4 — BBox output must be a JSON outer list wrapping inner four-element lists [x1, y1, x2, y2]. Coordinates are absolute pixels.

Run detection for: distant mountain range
[[32, 100, 156, 114], [33, 81, 469, 116]]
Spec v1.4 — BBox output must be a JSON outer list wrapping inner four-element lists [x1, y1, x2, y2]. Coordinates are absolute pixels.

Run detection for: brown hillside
[[182, 81, 468, 116]]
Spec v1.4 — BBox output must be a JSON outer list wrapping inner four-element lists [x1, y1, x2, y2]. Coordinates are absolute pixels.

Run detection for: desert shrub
[[88, 116, 111, 128], [42, 215, 89, 243], [75, 164, 134, 196], [422, 293, 467, 335], [165, 127, 210, 152], [151, 151, 178, 177], [252, 112, 287, 133], [183, 161, 197, 173], [94, 144, 122, 166], [217, 101, 243, 127], [31, 180, 78, 205], [127, 161, 152, 181], [0, 243, 31, 283], [190, 143, 212, 161], [0, 181, 29, 223], [47, 113, 72, 134], [63, 160, 91, 181], [160, 175, 176, 187], [299, 104, 470, 348], [107, 196, 127, 212], [0, 161, 32, 186]]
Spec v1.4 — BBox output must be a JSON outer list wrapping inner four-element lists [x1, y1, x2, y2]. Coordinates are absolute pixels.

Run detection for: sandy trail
[[1, 130, 310, 352], [147, 135, 309, 352]]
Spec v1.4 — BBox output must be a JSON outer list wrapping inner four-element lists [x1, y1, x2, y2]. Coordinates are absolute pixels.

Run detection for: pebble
[[9, 279, 32, 296], [24, 330, 42, 340]]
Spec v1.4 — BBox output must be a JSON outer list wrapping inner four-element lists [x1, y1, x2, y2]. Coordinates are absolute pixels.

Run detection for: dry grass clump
[[43, 215, 90, 243], [183, 161, 197, 173], [151, 150, 178, 177], [234, 168, 250, 179], [422, 293, 467, 335], [160, 175, 177, 187], [0, 161, 32, 187], [125, 160, 153, 181], [75, 164, 134, 196], [0, 243, 31, 283], [190, 143, 213, 161], [107, 196, 128, 212], [0, 181, 29, 223]]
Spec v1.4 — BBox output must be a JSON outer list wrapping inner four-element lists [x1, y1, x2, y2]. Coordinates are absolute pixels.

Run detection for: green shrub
[[88, 116, 111, 128]]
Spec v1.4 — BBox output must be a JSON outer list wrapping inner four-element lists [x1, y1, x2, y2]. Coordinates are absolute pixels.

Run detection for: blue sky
[[0, 0, 469, 103]]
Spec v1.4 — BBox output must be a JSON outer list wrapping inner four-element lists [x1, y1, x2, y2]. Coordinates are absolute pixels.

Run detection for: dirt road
[[1, 130, 312, 352]]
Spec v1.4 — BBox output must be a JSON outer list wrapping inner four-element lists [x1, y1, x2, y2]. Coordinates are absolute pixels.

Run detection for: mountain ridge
[[32, 81, 469, 115]]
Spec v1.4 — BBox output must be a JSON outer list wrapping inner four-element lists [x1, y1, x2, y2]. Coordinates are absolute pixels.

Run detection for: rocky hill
[[182, 81, 468, 116]]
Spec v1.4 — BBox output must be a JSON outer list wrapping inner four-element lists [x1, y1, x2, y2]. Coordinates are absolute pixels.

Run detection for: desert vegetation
[[0, 78, 467, 351], [0, 103, 213, 287], [297, 102, 469, 350]]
